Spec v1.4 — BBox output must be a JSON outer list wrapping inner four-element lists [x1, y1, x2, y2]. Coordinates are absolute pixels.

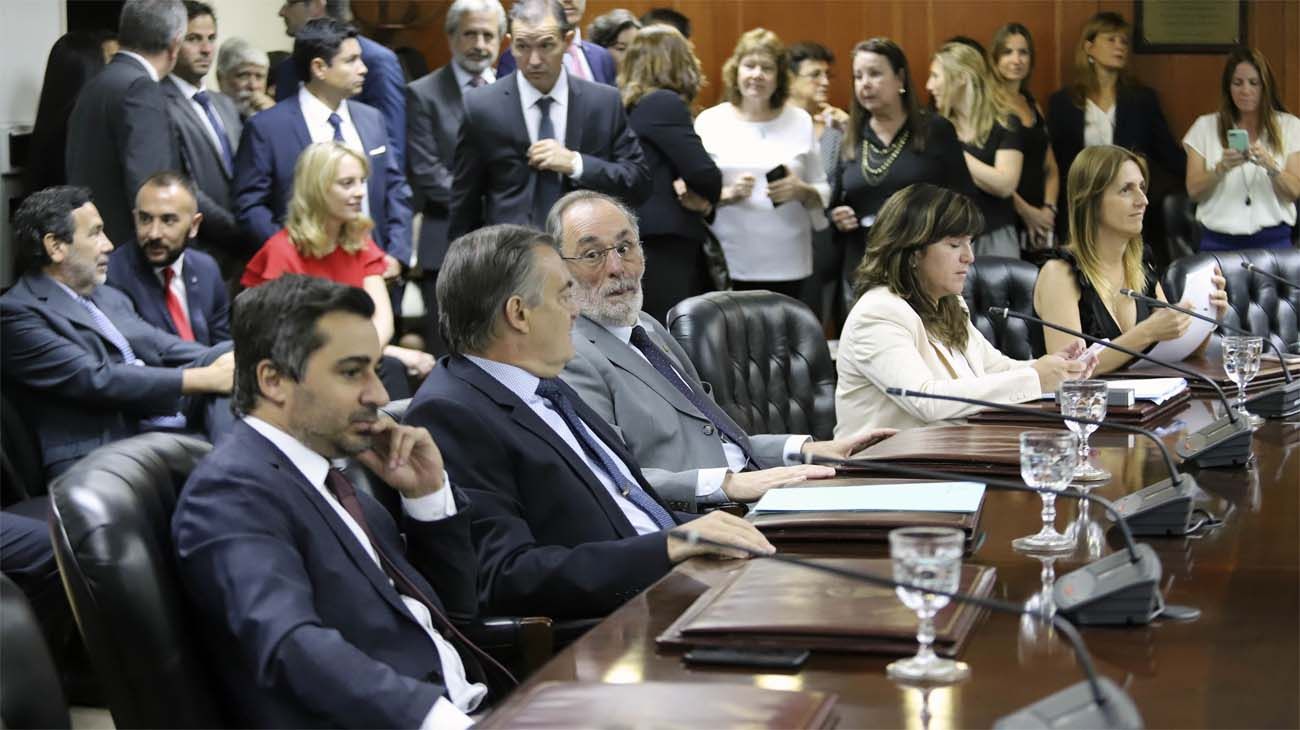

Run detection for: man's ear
[[43, 233, 67, 264], [310, 56, 328, 82], [255, 359, 291, 407], [502, 293, 531, 335], [188, 212, 204, 240]]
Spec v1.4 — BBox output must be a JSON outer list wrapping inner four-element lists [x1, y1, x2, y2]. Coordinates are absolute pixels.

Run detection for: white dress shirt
[[297, 87, 371, 217], [451, 61, 495, 92], [515, 70, 583, 180], [1083, 99, 1116, 148], [117, 50, 158, 82], [154, 253, 189, 321], [242, 417, 485, 730], [464, 355, 660, 535], [167, 74, 228, 166]]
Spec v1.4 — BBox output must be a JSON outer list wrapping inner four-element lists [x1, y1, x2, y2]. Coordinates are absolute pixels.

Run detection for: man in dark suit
[[405, 224, 773, 620], [233, 17, 411, 270], [495, 0, 616, 85], [65, 0, 186, 246], [173, 275, 492, 728], [551, 191, 895, 511], [273, 0, 407, 171], [447, 0, 650, 241], [0, 187, 234, 477], [107, 172, 230, 346], [406, 0, 506, 354], [160, 1, 250, 270]]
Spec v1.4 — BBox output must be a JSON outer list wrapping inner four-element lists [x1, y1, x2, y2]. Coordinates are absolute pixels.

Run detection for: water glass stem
[[1040, 493, 1057, 532], [914, 606, 937, 664]]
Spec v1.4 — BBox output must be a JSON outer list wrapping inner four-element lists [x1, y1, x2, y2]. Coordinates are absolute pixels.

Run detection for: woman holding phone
[[695, 28, 829, 297], [1184, 47, 1300, 251]]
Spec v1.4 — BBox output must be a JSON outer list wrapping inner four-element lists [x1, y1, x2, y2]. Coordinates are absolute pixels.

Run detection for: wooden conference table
[[487, 398, 1299, 728]]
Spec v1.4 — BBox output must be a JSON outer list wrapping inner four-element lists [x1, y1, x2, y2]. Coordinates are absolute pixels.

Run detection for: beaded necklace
[[861, 128, 911, 185]]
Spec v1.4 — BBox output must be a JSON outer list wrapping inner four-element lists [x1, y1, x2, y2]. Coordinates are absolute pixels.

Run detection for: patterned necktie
[[534, 378, 676, 530], [531, 96, 561, 225], [628, 325, 752, 462], [564, 43, 590, 81], [191, 90, 234, 174], [74, 293, 186, 429], [468, 75, 486, 89], [161, 267, 195, 341], [323, 469, 517, 685], [327, 112, 344, 142]]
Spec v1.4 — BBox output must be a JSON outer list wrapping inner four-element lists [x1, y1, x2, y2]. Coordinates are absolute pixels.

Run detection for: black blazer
[[405, 64, 466, 270], [65, 53, 178, 246], [173, 420, 481, 729], [626, 89, 721, 241], [105, 242, 230, 346], [404, 355, 685, 620], [448, 72, 651, 241]]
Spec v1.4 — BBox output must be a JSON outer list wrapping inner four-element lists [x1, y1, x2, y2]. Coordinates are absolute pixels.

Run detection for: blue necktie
[[74, 294, 186, 429], [192, 90, 234, 174], [531, 96, 561, 225], [327, 112, 345, 142], [534, 378, 675, 530], [628, 325, 752, 463]]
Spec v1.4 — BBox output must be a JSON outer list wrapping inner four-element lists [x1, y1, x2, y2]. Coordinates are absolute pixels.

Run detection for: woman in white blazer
[[835, 183, 1092, 435]]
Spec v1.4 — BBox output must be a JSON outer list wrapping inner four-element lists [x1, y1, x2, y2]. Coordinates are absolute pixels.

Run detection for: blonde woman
[[242, 142, 435, 380], [1034, 146, 1228, 374], [927, 41, 1023, 258]]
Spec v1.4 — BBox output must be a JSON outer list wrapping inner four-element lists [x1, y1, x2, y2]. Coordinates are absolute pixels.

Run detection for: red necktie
[[162, 268, 195, 341]]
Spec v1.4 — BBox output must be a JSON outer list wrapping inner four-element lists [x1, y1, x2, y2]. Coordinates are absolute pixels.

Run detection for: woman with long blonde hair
[[927, 41, 1023, 258], [242, 142, 434, 385]]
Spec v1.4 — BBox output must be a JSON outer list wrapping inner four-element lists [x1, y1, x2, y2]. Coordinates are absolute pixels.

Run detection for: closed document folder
[[748, 482, 986, 542]]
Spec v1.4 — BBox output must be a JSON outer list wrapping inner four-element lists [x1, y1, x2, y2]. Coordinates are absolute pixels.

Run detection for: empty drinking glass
[[1059, 380, 1111, 482], [1012, 431, 1079, 552], [886, 527, 969, 683], [1222, 335, 1264, 427]]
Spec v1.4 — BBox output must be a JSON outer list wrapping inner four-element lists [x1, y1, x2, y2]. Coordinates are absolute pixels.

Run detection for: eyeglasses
[[561, 241, 643, 268]]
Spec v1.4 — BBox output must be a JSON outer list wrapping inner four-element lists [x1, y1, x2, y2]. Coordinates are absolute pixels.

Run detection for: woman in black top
[[26, 30, 113, 194], [829, 38, 974, 315], [991, 23, 1060, 249], [617, 25, 722, 322]]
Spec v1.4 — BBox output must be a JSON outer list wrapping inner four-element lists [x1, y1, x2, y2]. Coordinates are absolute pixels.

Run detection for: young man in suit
[[447, 0, 650, 241], [0, 187, 234, 477], [107, 172, 230, 346], [406, 0, 506, 355], [551, 191, 895, 512], [160, 1, 251, 270], [173, 274, 491, 729], [65, 0, 186, 246], [495, 0, 616, 85], [404, 224, 773, 621], [233, 17, 412, 272]]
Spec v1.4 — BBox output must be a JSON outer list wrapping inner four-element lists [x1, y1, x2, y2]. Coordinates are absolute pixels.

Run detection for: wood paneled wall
[[356, 0, 1299, 143]]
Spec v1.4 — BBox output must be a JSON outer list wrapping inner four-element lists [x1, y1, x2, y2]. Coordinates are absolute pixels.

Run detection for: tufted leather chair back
[[1163, 192, 1201, 258], [48, 433, 226, 729], [666, 291, 836, 440], [1, 573, 70, 729], [962, 256, 1046, 360], [1162, 248, 1300, 355]]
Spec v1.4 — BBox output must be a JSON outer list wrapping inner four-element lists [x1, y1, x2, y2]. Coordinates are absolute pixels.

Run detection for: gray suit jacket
[[160, 78, 251, 260], [561, 313, 792, 510], [404, 64, 465, 270]]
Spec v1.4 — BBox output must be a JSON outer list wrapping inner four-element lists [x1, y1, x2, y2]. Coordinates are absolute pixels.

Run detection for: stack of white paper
[[750, 482, 986, 514], [1041, 377, 1187, 404]]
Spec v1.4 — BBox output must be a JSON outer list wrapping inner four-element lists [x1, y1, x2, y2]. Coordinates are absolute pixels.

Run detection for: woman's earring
[[900, 88, 907, 95]]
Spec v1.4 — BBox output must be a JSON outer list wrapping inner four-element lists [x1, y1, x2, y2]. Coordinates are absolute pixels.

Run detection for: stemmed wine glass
[[1012, 432, 1079, 552], [886, 527, 969, 683], [1059, 380, 1111, 482], [1222, 335, 1264, 427]]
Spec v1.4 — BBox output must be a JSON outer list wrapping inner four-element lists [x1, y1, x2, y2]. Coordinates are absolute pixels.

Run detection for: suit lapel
[[577, 317, 700, 419], [286, 96, 312, 151], [499, 74, 531, 153], [129, 245, 178, 337], [435, 65, 465, 120], [180, 256, 207, 343], [564, 78, 584, 152], [162, 78, 233, 179], [25, 274, 111, 340]]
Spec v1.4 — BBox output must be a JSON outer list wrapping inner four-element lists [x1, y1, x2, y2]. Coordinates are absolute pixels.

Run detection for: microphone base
[[1248, 381, 1300, 419], [1176, 415, 1253, 468], [1054, 543, 1162, 626], [992, 676, 1145, 729], [1107, 475, 1197, 536]]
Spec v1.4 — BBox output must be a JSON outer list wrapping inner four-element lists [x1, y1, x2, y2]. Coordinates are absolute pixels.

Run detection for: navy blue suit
[[404, 356, 686, 620], [173, 420, 481, 729], [272, 35, 407, 171], [497, 40, 616, 86], [233, 95, 412, 264], [106, 244, 230, 346]]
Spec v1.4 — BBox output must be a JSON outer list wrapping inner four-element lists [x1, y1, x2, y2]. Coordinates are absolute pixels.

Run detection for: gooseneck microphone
[[668, 531, 1145, 729], [1241, 260, 1300, 289], [1119, 288, 1299, 418], [884, 388, 1197, 536], [988, 307, 1253, 468]]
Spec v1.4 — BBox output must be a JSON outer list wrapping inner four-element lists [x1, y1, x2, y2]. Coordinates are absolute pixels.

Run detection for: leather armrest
[[461, 616, 554, 676]]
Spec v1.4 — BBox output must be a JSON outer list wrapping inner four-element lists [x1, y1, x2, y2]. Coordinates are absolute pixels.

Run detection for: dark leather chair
[[1, 572, 70, 729], [1, 386, 46, 508], [1162, 248, 1300, 355], [666, 291, 836, 440], [1163, 192, 1201, 258], [962, 256, 1046, 360]]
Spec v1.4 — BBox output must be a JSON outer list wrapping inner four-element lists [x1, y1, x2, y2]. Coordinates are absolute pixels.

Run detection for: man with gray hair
[[552, 191, 896, 511], [217, 37, 274, 118], [66, 0, 186, 245], [404, 224, 774, 620], [405, 0, 506, 355]]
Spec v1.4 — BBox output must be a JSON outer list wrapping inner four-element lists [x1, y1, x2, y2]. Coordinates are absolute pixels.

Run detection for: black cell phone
[[765, 164, 789, 183], [682, 647, 810, 670]]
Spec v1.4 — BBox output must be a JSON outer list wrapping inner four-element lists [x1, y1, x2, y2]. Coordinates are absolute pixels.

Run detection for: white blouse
[[694, 103, 829, 282], [1083, 99, 1116, 148], [1183, 112, 1300, 235]]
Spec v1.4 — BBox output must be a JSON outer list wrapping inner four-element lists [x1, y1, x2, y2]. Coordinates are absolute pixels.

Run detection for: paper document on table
[[1144, 262, 1216, 363], [751, 482, 986, 514], [1040, 377, 1186, 404]]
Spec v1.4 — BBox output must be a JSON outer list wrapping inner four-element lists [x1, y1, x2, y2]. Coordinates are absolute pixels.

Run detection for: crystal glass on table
[[1058, 379, 1111, 482], [886, 527, 969, 683], [1011, 431, 1079, 553], [1222, 335, 1264, 427]]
